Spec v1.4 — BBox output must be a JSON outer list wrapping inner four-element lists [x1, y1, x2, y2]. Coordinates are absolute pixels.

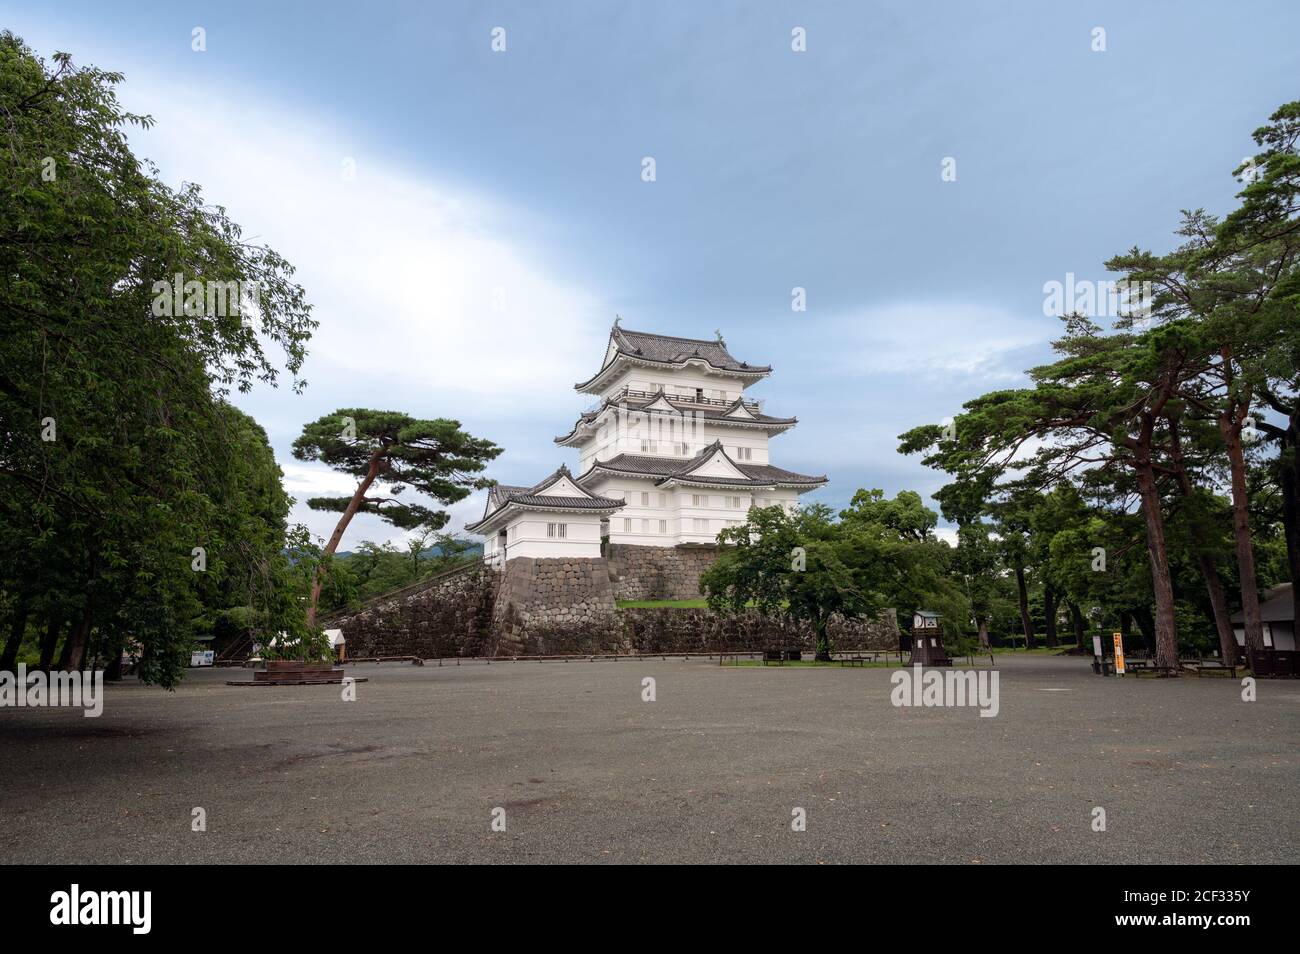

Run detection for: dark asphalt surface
[[1, 655, 1295, 864]]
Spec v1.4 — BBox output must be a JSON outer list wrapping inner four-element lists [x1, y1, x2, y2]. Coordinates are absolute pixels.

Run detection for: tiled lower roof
[[554, 392, 797, 444], [578, 447, 826, 488], [466, 466, 625, 532]]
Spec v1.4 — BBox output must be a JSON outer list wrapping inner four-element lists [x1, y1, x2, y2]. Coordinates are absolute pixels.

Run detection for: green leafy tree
[[703, 504, 879, 661], [0, 35, 315, 686], [292, 409, 501, 625]]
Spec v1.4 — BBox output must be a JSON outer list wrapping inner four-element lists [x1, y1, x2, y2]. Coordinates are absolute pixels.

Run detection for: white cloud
[[280, 463, 357, 498], [932, 526, 959, 547], [116, 76, 606, 546], [124, 78, 606, 416], [819, 301, 1049, 383]]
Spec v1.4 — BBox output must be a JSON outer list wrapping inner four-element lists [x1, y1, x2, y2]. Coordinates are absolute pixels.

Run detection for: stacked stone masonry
[[327, 562, 500, 659], [492, 556, 619, 655], [605, 543, 718, 601], [330, 557, 903, 658]]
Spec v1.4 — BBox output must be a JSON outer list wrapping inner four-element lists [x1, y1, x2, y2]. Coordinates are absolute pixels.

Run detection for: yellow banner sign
[[1113, 632, 1126, 674]]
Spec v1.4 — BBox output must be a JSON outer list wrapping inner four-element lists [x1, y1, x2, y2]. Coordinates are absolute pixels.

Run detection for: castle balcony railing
[[600, 387, 763, 413]]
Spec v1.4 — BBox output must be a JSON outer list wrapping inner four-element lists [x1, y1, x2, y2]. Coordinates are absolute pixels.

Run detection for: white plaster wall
[[587, 475, 677, 546], [500, 512, 604, 560], [579, 410, 776, 467], [1232, 623, 1296, 651], [580, 476, 804, 548], [596, 365, 754, 403]]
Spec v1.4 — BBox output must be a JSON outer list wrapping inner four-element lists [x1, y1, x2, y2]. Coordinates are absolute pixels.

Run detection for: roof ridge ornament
[[715, 328, 725, 346]]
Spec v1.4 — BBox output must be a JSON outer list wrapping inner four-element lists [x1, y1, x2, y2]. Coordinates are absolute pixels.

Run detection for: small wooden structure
[[227, 660, 366, 687], [907, 610, 951, 667]]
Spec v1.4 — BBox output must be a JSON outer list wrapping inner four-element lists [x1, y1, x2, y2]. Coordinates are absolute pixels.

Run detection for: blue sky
[[7, 1, 1299, 544]]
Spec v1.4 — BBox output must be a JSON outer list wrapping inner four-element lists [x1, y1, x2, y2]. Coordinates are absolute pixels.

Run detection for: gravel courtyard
[[1, 655, 1295, 864]]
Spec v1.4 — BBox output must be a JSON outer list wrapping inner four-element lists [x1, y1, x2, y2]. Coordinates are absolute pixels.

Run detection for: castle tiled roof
[[553, 389, 797, 444], [465, 465, 625, 532], [577, 440, 826, 490], [575, 325, 771, 390], [613, 328, 768, 373]]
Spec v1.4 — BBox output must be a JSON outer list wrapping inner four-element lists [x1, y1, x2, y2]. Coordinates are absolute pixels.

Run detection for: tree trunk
[[1166, 415, 1241, 663], [306, 450, 383, 629], [1278, 428, 1300, 611], [976, 617, 990, 649], [1014, 564, 1035, 648], [1135, 462, 1179, 669], [103, 646, 124, 681], [1043, 586, 1059, 647], [814, 614, 831, 662], [1132, 606, 1157, 653], [1069, 601, 1085, 649], [0, 598, 29, 672], [38, 616, 64, 670], [1197, 555, 1239, 664], [1257, 393, 1299, 623], [1220, 418, 1266, 653], [61, 605, 94, 672]]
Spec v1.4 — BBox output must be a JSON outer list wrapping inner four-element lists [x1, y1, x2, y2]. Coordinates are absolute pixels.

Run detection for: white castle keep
[[468, 323, 827, 562]]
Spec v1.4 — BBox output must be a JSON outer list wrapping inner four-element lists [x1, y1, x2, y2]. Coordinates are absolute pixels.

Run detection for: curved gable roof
[[576, 325, 772, 390], [466, 465, 625, 532]]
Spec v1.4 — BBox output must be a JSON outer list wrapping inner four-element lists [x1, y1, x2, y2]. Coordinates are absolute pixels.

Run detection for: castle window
[[735, 446, 753, 461], [623, 518, 631, 532], [546, 523, 567, 539], [640, 439, 658, 454], [693, 518, 708, 533], [658, 520, 667, 534], [640, 492, 650, 506], [692, 494, 703, 507]]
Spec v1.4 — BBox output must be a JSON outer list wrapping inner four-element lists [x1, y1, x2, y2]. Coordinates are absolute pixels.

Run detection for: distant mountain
[[287, 541, 483, 562], [333, 542, 483, 560]]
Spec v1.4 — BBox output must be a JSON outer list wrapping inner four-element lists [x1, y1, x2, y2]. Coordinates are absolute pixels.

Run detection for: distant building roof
[[465, 465, 625, 532], [1230, 583, 1294, 624]]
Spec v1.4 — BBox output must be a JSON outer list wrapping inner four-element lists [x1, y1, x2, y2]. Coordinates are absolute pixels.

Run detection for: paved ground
[[0, 655, 1296, 864]]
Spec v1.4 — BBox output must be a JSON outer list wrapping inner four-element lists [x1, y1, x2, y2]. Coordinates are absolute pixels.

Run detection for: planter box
[[264, 660, 336, 672], [253, 660, 348, 684]]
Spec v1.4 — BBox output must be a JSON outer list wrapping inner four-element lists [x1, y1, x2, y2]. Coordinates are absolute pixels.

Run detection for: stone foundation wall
[[606, 544, 719, 601], [329, 559, 902, 659], [620, 607, 902, 654], [491, 556, 620, 654], [327, 563, 500, 659]]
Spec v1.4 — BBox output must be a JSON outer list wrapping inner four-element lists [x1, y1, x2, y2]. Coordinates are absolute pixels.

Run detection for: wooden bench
[[762, 648, 801, 665], [1183, 660, 1239, 677], [1131, 662, 1178, 678]]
